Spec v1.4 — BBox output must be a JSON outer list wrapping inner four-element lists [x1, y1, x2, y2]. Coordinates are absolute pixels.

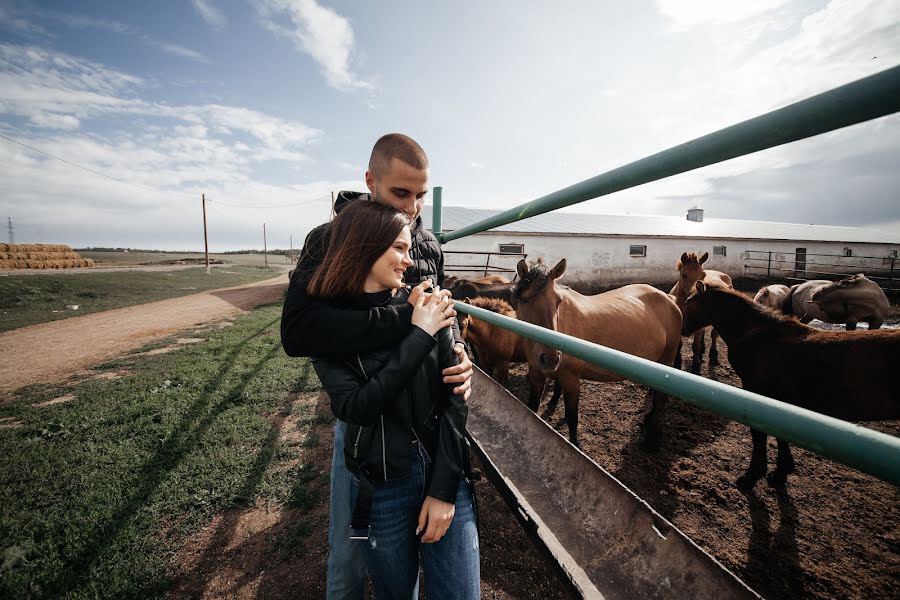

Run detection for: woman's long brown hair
[[307, 201, 411, 298]]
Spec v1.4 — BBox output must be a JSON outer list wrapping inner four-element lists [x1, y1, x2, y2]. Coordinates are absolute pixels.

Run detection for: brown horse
[[682, 280, 900, 489], [670, 251, 733, 373], [444, 274, 511, 289], [513, 258, 682, 446], [459, 297, 528, 384]]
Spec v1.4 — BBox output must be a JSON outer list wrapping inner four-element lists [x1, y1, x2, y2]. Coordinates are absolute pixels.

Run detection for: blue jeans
[[351, 442, 480, 600], [326, 420, 367, 600]]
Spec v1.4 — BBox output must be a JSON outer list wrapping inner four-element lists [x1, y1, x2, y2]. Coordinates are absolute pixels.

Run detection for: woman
[[309, 200, 480, 599]]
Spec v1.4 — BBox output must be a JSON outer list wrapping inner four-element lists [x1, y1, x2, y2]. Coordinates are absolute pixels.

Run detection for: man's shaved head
[[368, 133, 429, 178]]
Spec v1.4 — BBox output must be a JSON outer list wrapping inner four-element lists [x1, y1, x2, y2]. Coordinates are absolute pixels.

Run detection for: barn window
[[843, 247, 852, 257], [629, 245, 646, 257], [498, 243, 524, 254], [713, 245, 727, 257]]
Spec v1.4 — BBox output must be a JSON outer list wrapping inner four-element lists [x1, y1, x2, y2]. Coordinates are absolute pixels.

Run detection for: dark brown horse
[[513, 259, 682, 446], [682, 280, 900, 489], [670, 251, 733, 373], [450, 280, 515, 302]]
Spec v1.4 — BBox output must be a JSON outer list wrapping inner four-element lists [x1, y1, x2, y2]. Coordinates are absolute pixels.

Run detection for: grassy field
[[0, 266, 280, 332], [80, 251, 296, 268], [0, 305, 325, 599]]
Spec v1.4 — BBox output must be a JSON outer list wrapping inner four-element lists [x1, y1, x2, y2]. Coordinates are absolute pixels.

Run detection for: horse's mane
[[467, 296, 514, 315], [707, 283, 803, 327]]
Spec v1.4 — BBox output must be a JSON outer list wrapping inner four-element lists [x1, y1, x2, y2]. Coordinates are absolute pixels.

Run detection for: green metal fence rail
[[437, 65, 900, 244], [434, 65, 900, 486]]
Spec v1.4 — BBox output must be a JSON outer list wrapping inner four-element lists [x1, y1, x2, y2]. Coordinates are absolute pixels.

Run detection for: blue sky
[[1, 0, 898, 250]]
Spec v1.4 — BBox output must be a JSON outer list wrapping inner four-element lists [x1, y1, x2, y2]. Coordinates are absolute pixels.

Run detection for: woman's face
[[364, 226, 413, 292]]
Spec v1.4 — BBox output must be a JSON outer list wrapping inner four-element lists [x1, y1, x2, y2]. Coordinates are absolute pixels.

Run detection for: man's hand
[[443, 344, 473, 400], [417, 496, 456, 543]]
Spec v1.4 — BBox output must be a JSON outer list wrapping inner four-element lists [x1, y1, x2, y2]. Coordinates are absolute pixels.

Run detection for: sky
[[0, 0, 898, 251]]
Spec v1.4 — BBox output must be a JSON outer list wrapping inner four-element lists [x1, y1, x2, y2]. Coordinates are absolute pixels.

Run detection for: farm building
[[423, 205, 900, 291]]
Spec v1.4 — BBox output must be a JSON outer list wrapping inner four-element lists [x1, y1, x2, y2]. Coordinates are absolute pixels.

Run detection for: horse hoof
[[690, 363, 702, 375], [766, 471, 789, 488], [736, 470, 764, 491], [709, 357, 720, 367]]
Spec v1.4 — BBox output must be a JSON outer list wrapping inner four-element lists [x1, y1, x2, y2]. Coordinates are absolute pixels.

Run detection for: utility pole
[[290, 234, 293, 251], [6, 217, 13, 244], [330, 191, 336, 219], [263, 222, 268, 269], [202, 194, 210, 275]]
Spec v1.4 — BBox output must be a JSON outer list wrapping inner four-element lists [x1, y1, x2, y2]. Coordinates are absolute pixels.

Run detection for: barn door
[[794, 247, 807, 275]]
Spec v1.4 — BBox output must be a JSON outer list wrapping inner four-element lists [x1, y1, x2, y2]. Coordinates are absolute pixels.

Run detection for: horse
[[450, 280, 515, 303], [682, 280, 900, 489], [512, 258, 682, 447], [458, 297, 527, 385], [670, 251, 733, 373], [753, 284, 791, 310], [443, 274, 510, 290], [783, 274, 889, 330]]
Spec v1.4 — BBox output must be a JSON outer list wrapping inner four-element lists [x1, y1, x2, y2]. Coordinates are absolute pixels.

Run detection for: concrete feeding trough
[[467, 368, 760, 599]]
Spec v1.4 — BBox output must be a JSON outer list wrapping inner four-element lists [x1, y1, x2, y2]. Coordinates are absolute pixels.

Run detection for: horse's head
[[513, 258, 566, 374], [681, 279, 720, 335], [676, 251, 709, 292]]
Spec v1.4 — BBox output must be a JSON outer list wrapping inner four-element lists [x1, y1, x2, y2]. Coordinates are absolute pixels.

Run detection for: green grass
[[80, 251, 296, 268], [0, 266, 279, 332], [0, 304, 327, 598]]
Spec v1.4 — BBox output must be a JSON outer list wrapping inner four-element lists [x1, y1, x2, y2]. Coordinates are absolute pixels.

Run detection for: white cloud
[[0, 43, 338, 249], [256, 0, 373, 93], [470, 161, 486, 169], [656, 0, 791, 30], [191, 0, 228, 30]]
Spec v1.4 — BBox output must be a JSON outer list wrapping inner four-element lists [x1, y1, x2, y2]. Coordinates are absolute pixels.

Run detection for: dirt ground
[[0, 273, 289, 395], [501, 340, 900, 600]]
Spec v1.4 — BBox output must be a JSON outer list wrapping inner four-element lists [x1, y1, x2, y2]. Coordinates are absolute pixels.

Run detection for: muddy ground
[[501, 338, 900, 600], [175, 335, 899, 599]]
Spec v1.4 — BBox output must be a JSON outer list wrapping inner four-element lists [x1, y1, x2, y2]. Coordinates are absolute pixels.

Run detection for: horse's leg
[[767, 438, 796, 488], [544, 379, 562, 417], [690, 330, 703, 374], [640, 388, 667, 450], [868, 319, 883, 330], [559, 372, 581, 447], [709, 328, 720, 366], [526, 366, 546, 412], [845, 321, 857, 331], [495, 360, 510, 386], [736, 428, 768, 490], [673, 338, 683, 371]]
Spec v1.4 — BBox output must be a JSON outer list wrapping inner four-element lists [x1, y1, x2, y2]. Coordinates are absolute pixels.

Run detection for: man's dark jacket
[[280, 191, 453, 358]]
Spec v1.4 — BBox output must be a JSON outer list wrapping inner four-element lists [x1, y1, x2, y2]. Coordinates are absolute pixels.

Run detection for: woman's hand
[[411, 287, 455, 336], [417, 496, 456, 543]]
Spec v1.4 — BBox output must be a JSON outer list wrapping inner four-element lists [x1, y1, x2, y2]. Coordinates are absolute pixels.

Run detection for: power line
[[208, 194, 332, 209], [0, 132, 194, 200]]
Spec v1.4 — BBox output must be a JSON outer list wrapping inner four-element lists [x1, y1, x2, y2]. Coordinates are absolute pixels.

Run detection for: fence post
[[432, 186, 443, 239], [890, 257, 895, 295], [767, 251, 772, 278]]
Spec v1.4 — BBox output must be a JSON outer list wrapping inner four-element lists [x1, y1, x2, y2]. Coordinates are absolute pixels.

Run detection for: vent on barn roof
[[687, 205, 704, 222]]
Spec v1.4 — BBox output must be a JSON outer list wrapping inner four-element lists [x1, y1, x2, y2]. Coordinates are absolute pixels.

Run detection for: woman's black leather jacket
[[311, 288, 470, 504]]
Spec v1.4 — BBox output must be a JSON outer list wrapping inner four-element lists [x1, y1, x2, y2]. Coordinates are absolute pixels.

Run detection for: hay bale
[[0, 259, 13, 269], [0, 243, 8, 252], [82, 258, 95, 267]]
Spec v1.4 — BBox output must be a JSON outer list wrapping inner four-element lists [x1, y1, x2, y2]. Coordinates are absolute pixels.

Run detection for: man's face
[[365, 158, 429, 220]]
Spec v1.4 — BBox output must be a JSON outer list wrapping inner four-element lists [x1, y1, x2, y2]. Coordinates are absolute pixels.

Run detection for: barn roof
[[420, 206, 900, 245]]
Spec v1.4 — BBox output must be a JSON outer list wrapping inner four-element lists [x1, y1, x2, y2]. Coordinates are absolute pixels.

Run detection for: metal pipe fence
[[434, 65, 900, 485]]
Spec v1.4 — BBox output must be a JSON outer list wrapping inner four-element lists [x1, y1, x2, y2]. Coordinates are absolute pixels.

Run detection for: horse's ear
[[463, 297, 471, 304], [680, 252, 689, 265], [699, 252, 709, 264], [549, 258, 567, 280], [695, 280, 707, 294], [516, 259, 528, 279]]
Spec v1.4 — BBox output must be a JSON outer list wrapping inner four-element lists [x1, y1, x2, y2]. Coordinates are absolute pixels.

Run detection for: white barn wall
[[441, 232, 898, 289]]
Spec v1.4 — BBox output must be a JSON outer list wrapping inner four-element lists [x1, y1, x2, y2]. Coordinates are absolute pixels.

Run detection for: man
[[281, 133, 473, 599]]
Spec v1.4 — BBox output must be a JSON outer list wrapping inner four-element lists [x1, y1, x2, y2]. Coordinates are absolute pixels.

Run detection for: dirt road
[[0, 273, 289, 395]]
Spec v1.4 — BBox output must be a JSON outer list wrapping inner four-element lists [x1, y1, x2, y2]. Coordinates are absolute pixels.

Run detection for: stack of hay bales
[[0, 244, 95, 270]]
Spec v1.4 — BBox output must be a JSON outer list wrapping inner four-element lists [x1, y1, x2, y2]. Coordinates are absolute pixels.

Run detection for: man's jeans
[[350, 441, 480, 600], [326, 420, 367, 600]]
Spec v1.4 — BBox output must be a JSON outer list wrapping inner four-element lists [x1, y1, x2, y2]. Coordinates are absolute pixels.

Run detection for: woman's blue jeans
[[350, 441, 480, 600]]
